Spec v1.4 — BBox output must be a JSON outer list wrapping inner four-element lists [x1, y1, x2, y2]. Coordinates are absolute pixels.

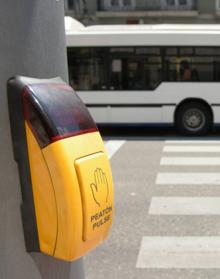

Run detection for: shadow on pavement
[[98, 125, 220, 141]]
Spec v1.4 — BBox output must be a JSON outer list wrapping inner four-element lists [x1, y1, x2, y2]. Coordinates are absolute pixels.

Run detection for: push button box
[[7, 76, 114, 261]]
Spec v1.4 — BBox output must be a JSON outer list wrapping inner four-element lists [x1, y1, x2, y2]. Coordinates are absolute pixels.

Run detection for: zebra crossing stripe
[[163, 146, 220, 153], [149, 197, 220, 215], [105, 140, 126, 159], [160, 157, 220, 165], [156, 172, 220, 184], [165, 140, 220, 144], [136, 236, 220, 269]]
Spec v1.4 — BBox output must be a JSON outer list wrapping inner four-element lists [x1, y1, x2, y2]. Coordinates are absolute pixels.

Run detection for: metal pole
[[0, 1, 85, 278]]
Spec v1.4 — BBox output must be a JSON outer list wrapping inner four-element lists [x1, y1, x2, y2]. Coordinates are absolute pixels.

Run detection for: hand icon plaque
[[90, 168, 109, 207]]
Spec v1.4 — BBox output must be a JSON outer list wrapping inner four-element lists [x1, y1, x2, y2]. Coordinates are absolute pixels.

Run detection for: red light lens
[[22, 84, 97, 148]]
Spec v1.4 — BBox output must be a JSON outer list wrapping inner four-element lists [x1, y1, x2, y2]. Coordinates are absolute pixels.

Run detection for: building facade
[[64, 0, 220, 25]]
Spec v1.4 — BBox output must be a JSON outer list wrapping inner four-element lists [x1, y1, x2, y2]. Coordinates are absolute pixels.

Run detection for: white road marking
[[105, 140, 126, 159], [165, 140, 220, 144], [136, 237, 220, 269], [149, 197, 220, 215], [164, 146, 220, 153], [160, 157, 220, 166], [130, 192, 137, 196], [156, 172, 220, 184]]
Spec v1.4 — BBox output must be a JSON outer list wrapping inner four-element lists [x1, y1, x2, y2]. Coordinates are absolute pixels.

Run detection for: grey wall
[[87, 0, 97, 15], [198, 0, 216, 14], [0, 1, 84, 278], [138, 0, 161, 10]]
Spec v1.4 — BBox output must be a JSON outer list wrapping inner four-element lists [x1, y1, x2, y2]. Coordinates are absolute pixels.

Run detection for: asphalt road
[[84, 127, 220, 279]]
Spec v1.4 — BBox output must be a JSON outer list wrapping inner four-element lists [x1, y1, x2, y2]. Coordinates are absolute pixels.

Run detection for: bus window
[[214, 59, 220, 81], [67, 48, 107, 90], [179, 47, 193, 56], [144, 57, 162, 89], [110, 59, 123, 90], [164, 56, 178, 81], [68, 46, 220, 89], [165, 48, 177, 56], [127, 60, 144, 90], [136, 47, 160, 55], [165, 57, 193, 82], [109, 47, 162, 90], [195, 47, 220, 56], [164, 47, 220, 82], [191, 56, 214, 82], [179, 60, 191, 81]]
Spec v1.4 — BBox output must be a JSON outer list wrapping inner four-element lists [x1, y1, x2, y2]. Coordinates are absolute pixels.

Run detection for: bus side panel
[[162, 106, 176, 124], [87, 107, 111, 123], [109, 107, 162, 123], [212, 106, 220, 124]]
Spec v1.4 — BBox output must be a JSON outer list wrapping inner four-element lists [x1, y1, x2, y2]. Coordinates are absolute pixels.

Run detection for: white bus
[[65, 17, 220, 135]]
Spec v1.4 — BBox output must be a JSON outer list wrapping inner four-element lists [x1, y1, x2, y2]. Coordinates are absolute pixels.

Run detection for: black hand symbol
[[90, 168, 109, 207]]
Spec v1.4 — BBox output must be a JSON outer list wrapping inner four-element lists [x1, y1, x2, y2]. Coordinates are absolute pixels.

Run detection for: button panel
[[75, 152, 114, 241]]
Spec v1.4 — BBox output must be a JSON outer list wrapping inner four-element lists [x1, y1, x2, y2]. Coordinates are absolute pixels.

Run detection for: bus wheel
[[176, 102, 212, 136]]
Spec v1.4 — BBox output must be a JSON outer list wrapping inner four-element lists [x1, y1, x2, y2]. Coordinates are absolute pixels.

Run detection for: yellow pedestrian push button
[[7, 76, 114, 261]]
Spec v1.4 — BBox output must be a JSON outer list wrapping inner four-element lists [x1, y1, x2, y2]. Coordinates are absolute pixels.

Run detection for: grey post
[[0, 1, 85, 278]]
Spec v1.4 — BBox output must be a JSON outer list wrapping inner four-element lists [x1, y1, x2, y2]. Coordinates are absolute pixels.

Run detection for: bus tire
[[175, 102, 212, 136]]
